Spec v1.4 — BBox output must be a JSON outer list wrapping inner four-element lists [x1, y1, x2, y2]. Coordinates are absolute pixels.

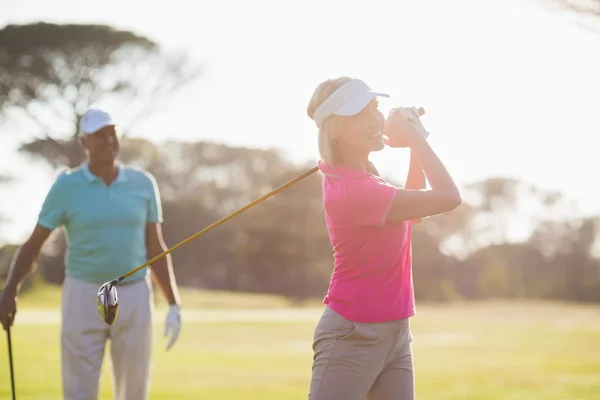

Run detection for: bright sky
[[1, 0, 599, 243]]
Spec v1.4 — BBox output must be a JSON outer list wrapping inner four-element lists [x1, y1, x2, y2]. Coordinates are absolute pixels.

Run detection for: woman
[[306, 77, 461, 400]]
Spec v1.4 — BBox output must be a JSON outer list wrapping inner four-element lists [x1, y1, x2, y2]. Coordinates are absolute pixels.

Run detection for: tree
[[0, 175, 13, 234], [0, 22, 201, 168], [528, 216, 600, 301], [141, 140, 332, 297], [224, 165, 332, 299], [553, 0, 600, 18], [543, 0, 600, 33]]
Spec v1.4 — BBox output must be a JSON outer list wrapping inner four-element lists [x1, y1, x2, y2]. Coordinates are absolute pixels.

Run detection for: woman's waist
[[323, 294, 415, 323]]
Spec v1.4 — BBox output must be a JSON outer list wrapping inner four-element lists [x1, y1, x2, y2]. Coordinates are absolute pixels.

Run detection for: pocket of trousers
[[314, 307, 357, 344]]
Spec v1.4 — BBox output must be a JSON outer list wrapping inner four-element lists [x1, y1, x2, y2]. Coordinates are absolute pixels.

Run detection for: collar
[[318, 160, 379, 179], [82, 163, 128, 184]]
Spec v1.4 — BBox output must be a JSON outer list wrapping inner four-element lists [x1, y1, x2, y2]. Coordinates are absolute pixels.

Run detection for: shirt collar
[[317, 160, 372, 178], [82, 163, 128, 184]]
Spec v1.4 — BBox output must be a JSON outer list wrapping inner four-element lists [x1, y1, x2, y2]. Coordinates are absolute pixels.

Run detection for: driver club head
[[96, 280, 119, 325]]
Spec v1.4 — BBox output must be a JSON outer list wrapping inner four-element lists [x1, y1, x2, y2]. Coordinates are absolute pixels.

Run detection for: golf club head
[[96, 280, 119, 325]]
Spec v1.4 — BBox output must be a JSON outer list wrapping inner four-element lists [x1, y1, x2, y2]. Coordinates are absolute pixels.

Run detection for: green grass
[[1, 288, 600, 399]]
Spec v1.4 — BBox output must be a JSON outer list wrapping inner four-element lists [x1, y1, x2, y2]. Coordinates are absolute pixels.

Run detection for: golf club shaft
[[7, 326, 16, 400], [115, 166, 320, 283]]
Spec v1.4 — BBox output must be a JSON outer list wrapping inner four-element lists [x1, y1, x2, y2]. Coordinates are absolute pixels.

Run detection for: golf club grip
[[117, 166, 320, 282]]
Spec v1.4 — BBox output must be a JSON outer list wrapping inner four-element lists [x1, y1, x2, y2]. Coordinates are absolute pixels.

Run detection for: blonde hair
[[306, 76, 353, 165]]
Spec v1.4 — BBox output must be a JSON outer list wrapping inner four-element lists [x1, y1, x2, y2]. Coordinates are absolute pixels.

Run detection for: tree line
[[1, 137, 599, 303], [0, 21, 599, 303]]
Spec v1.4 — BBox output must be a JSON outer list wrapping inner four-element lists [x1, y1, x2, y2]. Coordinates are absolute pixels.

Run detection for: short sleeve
[[37, 175, 67, 230], [146, 172, 163, 224], [343, 176, 398, 227]]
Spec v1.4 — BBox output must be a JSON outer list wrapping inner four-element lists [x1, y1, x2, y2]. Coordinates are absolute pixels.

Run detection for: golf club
[[96, 106, 426, 325], [97, 165, 320, 325], [6, 321, 16, 400]]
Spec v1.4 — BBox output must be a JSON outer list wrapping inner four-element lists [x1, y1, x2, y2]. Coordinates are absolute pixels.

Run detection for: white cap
[[312, 78, 389, 128], [79, 109, 115, 135]]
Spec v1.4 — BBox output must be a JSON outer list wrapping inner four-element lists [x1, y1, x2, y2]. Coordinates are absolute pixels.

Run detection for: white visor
[[312, 79, 389, 128]]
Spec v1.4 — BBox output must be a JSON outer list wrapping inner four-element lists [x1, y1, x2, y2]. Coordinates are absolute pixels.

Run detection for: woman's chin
[[369, 140, 386, 152]]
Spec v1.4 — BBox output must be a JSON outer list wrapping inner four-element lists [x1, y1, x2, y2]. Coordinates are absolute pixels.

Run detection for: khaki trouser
[[308, 306, 414, 400], [61, 275, 154, 400]]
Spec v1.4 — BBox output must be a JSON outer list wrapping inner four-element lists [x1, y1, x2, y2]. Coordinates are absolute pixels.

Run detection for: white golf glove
[[388, 107, 429, 139], [164, 304, 181, 351]]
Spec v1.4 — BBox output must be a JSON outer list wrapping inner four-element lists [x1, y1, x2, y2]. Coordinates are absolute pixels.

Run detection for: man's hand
[[164, 304, 181, 351], [0, 289, 17, 331]]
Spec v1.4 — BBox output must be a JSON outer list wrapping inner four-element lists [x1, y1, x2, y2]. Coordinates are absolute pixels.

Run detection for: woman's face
[[337, 99, 386, 154]]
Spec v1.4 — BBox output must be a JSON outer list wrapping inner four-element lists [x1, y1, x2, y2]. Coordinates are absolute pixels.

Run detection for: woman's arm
[[405, 150, 426, 190], [404, 151, 427, 223], [387, 133, 462, 222]]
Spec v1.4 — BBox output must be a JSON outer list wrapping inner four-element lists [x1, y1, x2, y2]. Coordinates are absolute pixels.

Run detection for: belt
[[65, 275, 146, 287]]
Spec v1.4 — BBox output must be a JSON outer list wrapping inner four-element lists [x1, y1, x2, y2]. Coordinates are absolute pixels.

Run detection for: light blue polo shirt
[[37, 163, 163, 284]]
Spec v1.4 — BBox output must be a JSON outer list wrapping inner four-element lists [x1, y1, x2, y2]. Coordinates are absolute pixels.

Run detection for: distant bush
[[0, 244, 37, 294]]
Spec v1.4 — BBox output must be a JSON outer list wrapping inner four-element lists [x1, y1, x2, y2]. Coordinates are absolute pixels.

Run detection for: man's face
[[82, 125, 119, 164]]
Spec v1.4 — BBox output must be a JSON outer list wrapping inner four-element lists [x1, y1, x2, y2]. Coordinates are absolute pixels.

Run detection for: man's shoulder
[[52, 165, 86, 186], [120, 164, 158, 186]]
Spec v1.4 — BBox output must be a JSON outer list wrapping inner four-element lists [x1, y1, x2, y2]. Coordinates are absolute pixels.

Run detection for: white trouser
[[61, 275, 154, 400]]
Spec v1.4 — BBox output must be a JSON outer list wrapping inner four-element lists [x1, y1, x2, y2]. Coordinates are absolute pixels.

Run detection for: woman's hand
[[383, 107, 428, 148]]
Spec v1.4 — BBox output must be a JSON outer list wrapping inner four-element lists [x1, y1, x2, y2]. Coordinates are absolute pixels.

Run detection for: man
[[0, 108, 182, 400]]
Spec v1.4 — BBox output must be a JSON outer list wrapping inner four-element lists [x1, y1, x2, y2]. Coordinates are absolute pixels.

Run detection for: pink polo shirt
[[318, 160, 415, 323]]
